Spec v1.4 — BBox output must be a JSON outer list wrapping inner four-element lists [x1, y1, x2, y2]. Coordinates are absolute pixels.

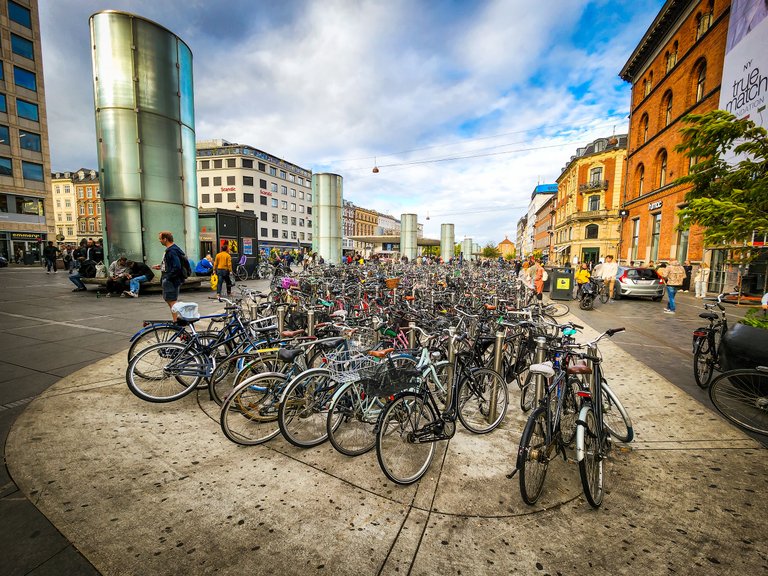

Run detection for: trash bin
[[550, 268, 573, 301]]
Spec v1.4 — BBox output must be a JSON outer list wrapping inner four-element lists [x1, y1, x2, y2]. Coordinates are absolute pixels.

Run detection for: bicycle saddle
[[529, 361, 555, 377], [699, 312, 718, 320], [278, 348, 304, 362], [567, 362, 592, 375], [368, 348, 395, 359]]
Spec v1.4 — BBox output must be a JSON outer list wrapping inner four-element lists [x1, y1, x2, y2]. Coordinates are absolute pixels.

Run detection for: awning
[[554, 245, 570, 253]]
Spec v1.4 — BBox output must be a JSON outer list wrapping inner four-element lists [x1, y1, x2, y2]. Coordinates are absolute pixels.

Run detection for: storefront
[[198, 209, 260, 274], [2, 231, 47, 264]]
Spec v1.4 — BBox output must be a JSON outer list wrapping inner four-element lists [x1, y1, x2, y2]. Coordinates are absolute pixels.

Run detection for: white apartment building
[[521, 184, 557, 258], [51, 172, 77, 245], [196, 140, 313, 248]]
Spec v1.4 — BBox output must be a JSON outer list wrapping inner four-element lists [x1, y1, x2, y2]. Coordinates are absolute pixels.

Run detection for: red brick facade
[[619, 0, 730, 265]]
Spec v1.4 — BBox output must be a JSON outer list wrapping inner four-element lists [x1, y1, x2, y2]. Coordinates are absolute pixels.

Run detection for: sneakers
[[122, 290, 138, 298], [71, 287, 86, 292], [663, 308, 675, 314]]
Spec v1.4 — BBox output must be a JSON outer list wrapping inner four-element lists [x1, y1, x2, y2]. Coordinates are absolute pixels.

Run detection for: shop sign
[[648, 201, 663, 211], [11, 232, 44, 241], [221, 187, 236, 192], [260, 189, 272, 196], [243, 237, 253, 255]]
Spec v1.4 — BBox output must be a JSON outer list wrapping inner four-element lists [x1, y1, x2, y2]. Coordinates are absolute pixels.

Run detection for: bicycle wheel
[[326, 381, 383, 456], [544, 302, 570, 317], [577, 405, 605, 508], [278, 368, 336, 448], [709, 368, 768, 436], [234, 265, 248, 282], [693, 337, 714, 389], [517, 406, 549, 505], [579, 295, 594, 310], [599, 285, 610, 305], [127, 325, 185, 363], [457, 368, 508, 434], [220, 372, 286, 445], [427, 360, 451, 408], [376, 392, 437, 485], [560, 377, 580, 445], [601, 381, 633, 442], [209, 351, 282, 406], [126, 341, 203, 402]]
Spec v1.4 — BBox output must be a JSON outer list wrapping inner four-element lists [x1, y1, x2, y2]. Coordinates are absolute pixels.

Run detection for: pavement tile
[[6, 324, 100, 343], [0, 362, 39, 384], [27, 545, 100, 576], [0, 372, 60, 405]]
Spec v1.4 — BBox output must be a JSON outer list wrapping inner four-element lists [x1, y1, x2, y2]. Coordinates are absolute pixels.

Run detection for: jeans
[[129, 275, 148, 294], [45, 258, 56, 272], [216, 269, 232, 295], [69, 273, 86, 290], [666, 285, 679, 311]]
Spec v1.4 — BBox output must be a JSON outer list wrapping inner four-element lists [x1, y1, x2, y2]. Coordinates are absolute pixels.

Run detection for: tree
[[674, 110, 768, 245], [481, 243, 500, 259]]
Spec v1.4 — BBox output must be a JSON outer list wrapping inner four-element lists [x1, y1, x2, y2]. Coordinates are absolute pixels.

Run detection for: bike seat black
[[699, 312, 718, 320], [278, 348, 304, 363], [319, 337, 345, 350], [175, 317, 201, 327]]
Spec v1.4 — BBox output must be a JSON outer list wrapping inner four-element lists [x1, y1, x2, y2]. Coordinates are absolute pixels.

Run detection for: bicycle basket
[[361, 365, 420, 398], [385, 277, 401, 290], [324, 347, 377, 383]]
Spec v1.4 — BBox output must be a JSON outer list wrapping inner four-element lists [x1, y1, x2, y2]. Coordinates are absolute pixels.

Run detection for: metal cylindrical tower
[[440, 223, 454, 262], [312, 173, 343, 264], [473, 242, 481, 258], [91, 11, 198, 264], [462, 238, 473, 261], [400, 214, 418, 261]]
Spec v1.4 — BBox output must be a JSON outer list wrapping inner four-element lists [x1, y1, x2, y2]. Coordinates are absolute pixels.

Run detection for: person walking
[[600, 255, 619, 300], [682, 260, 693, 292], [123, 259, 155, 297], [658, 259, 685, 314], [213, 243, 233, 297], [694, 263, 711, 298], [153, 231, 186, 321], [42, 241, 60, 273], [533, 259, 544, 300]]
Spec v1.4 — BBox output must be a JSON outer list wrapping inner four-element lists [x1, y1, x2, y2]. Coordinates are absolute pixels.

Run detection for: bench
[[81, 276, 206, 293]]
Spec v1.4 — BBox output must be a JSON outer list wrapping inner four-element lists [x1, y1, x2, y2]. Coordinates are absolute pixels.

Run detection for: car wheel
[[652, 296, 661, 302], [613, 290, 621, 301]]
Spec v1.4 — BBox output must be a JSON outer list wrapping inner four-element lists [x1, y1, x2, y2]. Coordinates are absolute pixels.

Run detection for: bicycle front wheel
[[220, 372, 286, 445], [693, 337, 714, 389], [709, 368, 768, 435], [126, 341, 203, 402], [278, 369, 336, 448], [457, 368, 508, 434], [517, 406, 549, 505], [599, 286, 610, 305], [577, 405, 605, 508], [376, 393, 437, 485], [601, 382, 633, 443], [235, 265, 248, 282], [326, 381, 382, 457], [127, 325, 185, 364], [544, 302, 570, 317]]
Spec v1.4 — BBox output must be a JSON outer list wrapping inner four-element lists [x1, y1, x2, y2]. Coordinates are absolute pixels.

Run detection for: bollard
[[493, 295, 498, 308], [307, 308, 316, 337], [392, 287, 397, 305], [445, 327, 456, 408], [408, 321, 416, 350], [533, 336, 547, 404], [277, 305, 287, 334], [249, 302, 259, 322], [489, 330, 504, 423]]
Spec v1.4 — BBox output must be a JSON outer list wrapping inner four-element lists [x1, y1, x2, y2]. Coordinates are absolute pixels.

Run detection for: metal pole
[[489, 330, 504, 423], [533, 336, 547, 404], [446, 327, 456, 408], [587, 343, 597, 398], [307, 308, 315, 337], [408, 321, 416, 350], [277, 305, 287, 334]]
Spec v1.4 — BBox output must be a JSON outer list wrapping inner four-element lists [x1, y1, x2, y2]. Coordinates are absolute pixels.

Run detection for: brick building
[[618, 0, 729, 266]]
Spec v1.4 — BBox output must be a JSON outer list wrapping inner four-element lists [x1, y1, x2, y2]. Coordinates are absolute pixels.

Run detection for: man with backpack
[[153, 231, 189, 321]]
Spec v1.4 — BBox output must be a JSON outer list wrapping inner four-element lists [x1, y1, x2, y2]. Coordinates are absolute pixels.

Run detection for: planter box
[[720, 323, 768, 371]]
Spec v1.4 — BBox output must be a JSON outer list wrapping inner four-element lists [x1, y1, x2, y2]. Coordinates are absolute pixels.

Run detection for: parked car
[[0, 255, 7, 268], [614, 266, 664, 300]]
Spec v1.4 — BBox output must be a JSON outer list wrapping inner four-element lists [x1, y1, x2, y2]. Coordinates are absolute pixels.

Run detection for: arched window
[[640, 113, 649, 144], [696, 1, 714, 40], [663, 91, 673, 126], [637, 164, 645, 196], [658, 150, 668, 187], [585, 224, 599, 240], [696, 60, 707, 102]]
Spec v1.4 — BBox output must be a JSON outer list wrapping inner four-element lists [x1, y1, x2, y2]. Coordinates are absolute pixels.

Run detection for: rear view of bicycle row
[[123, 262, 635, 509]]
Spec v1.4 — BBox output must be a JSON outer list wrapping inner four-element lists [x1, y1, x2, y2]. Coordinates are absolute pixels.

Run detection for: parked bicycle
[[708, 365, 768, 436], [692, 294, 729, 388]]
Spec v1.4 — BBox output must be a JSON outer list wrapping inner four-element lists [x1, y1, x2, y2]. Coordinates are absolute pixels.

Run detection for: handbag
[[210, 272, 219, 291]]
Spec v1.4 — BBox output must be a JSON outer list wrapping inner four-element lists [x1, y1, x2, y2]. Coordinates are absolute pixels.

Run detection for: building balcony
[[579, 180, 609, 193], [557, 209, 620, 225]]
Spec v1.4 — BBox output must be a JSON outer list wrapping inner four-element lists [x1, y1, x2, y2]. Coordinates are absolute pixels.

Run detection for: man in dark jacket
[[123, 260, 155, 298], [153, 231, 185, 320], [42, 241, 60, 273]]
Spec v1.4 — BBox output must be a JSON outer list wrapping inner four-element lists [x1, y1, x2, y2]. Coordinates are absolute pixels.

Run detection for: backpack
[[180, 254, 192, 279], [80, 259, 97, 278], [541, 268, 549, 282]]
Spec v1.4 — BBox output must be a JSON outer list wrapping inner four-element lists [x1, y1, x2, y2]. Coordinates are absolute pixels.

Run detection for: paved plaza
[[1, 266, 766, 575]]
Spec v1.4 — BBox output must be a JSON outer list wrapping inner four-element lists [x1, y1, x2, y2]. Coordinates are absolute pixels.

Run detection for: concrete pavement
[[2, 266, 767, 575]]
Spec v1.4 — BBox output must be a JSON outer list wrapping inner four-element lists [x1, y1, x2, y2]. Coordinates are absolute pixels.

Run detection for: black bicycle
[[692, 294, 729, 388], [708, 366, 768, 436]]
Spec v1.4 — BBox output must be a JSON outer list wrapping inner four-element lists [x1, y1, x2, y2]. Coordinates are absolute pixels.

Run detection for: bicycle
[[708, 366, 768, 436], [692, 294, 729, 388], [375, 332, 508, 485]]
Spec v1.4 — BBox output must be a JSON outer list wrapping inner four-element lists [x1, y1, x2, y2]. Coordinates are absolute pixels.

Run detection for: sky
[[39, 0, 664, 246]]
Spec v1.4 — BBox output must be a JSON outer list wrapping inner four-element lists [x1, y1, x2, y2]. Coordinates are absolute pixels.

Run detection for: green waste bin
[[550, 268, 573, 301]]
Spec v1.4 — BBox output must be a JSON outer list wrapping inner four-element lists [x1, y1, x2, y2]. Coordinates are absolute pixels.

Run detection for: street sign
[[56, 234, 65, 241]]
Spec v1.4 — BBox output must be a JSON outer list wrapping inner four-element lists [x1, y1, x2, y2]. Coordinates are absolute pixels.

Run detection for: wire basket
[[324, 347, 378, 383], [385, 277, 401, 290], [362, 364, 420, 398], [349, 326, 377, 348]]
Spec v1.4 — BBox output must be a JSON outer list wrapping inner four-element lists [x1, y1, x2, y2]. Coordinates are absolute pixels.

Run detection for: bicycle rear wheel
[[128, 325, 185, 364], [693, 337, 714, 389], [457, 368, 508, 434], [326, 381, 382, 456], [278, 369, 336, 448], [544, 302, 570, 317], [126, 341, 203, 402], [376, 392, 436, 485], [709, 368, 768, 436], [234, 265, 248, 282], [517, 406, 549, 505], [601, 381, 633, 443], [220, 372, 286, 445], [577, 405, 605, 508]]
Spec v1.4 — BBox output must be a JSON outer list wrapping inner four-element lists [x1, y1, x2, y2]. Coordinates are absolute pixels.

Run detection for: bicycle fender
[[574, 405, 592, 463]]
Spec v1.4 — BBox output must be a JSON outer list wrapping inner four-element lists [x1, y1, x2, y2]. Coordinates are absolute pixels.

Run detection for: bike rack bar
[[489, 330, 504, 423], [277, 305, 287, 334], [533, 336, 547, 404], [408, 321, 416, 350], [307, 309, 315, 337], [446, 327, 456, 407]]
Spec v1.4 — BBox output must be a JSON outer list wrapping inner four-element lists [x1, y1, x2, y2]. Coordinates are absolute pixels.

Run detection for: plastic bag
[[210, 272, 218, 290]]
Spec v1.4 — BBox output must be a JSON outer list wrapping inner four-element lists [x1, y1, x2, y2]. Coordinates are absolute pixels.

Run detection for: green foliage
[[674, 110, 768, 246], [481, 243, 500, 259], [739, 308, 768, 330]]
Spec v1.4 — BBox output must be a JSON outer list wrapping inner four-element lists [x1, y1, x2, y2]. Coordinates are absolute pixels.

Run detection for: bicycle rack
[[489, 330, 504, 423], [533, 336, 548, 404]]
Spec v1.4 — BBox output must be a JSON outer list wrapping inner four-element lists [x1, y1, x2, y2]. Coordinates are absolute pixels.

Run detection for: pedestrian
[[533, 259, 544, 300], [152, 231, 186, 321], [213, 242, 233, 298], [195, 253, 214, 276], [658, 259, 685, 314], [123, 259, 154, 297], [105, 256, 130, 296], [601, 255, 619, 300], [648, 260, 655, 270], [42, 241, 60, 273], [682, 260, 693, 292], [694, 263, 710, 298]]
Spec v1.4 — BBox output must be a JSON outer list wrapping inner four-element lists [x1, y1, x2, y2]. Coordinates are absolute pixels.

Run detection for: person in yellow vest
[[574, 262, 591, 300], [214, 243, 233, 297]]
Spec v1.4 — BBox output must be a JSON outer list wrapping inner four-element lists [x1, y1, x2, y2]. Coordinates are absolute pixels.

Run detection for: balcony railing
[[579, 179, 609, 193]]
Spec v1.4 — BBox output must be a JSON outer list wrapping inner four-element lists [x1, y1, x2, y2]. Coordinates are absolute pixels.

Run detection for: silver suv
[[614, 266, 664, 300]]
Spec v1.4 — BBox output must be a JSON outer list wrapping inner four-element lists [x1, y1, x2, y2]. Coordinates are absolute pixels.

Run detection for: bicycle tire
[[601, 381, 634, 443], [219, 372, 286, 445], [693, 337, 714, 389], [599, 285, 610, 305], [326, 381, 382, 457], [457, 368, 508, 434], [517, 406, 549, 505], [209, 351, 282, 406], [709, 368, 768, 436], [544, 302, 570, 317], [127, 325, 185, 363], [519, 371, 534, 412], [234, 265, 248, 282], [560, 377, 580, 445], [577, 405, 605, 508], [376, 392, 437, 485], [579, 295, 594, 310], [278, 368, 336, 448], [126, 341, 203, 402]]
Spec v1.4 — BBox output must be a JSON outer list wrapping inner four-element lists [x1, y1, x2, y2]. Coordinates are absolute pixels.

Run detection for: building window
[[643, 71, 653, 97], [662, 91, 673, 126], [22, 161, 43, 181], [258, 162, 266, 171], [665, 42, 678, 73], [11, 34, 34, 60], [650, 213, 662, 260], [290, 188, 296, 197], [269, 166, 277, 176], [300, 232, 305, 241], [87, 204, 94, 215], [658, 150, 668, 187], [79, 204, 85, 215], [630, 218, 640, 261], [281, 185, 287, 195], [56, 198, 61, 208], [0, 94, 6, 114], [677, 229, 689, 261], [243, 193, 254, 203], [201, 177, 209, 187], [291, 217, 297, 225], [213, 159, 222, 169], [86, 187, 93, 198], [66, 213, 72, 221], [280, 170, 287, 179], [67, 226, 73, 235], [637, 164, 645, 196], [291, 231, 297, 239], [260, 179, 267, 189], [258, 195, 267, 206], [272, 229, 278, 238], [226, 176, 235, 186], [0, 125, 9, 145], [289, 174, 295, 182], [8, 1, 32, 28], [261, 227, 268, 237], [281, 200, 287, 209], [227, 158, 236, 168], [227, 193, 236, 202], [307, 220, 312, 228], [299, 218, 305, 227], [242, 159, 253, 169], [13, 66, 36, 92], [307, 193, 312, 202], [299, 191, 305, 200], [202, 194, 210, 203], [282, 230, 288, 239], [65, 198, 71, 208], [589, 167, 602, 183], [17, 129, 41, 152], [16, 99, 39, 121], [688, 154, 699, 174], [214, 193, 222, 203], [695, 60, 707, 103], [282, 215, 288, 224], [307, 207, 312, 215], [696, 2, 714, 40], [213, 177, 222, 186], [243, 176, 254, 186], [271, 198, 278, 207], [640, 114, 649, 144], [201, 160, 209, 169], [270, 183, 278, 192], [290, 203, 296, 211], [585, 224, 599, 239], [89, 220, 95, 233], [588, 195, 600, 211], [272, 214, 278, 223]]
